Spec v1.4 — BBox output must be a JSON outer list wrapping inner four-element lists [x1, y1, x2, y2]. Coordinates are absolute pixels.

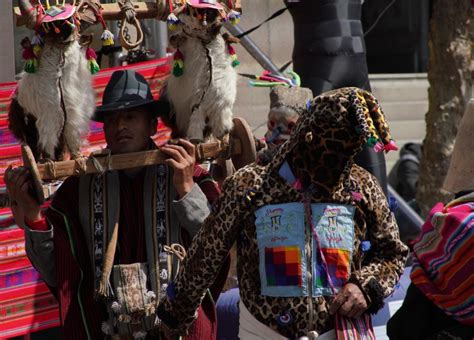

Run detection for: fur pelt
[[166, 11, 237, 141], [13, 40, 95, 160]]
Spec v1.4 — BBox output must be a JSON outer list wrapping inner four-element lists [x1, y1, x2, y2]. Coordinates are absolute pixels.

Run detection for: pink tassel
[[373, 141, 384, 153], [351, 191, 363, 202], [292, 179, 303, 191], [384, 140, 399, 152]]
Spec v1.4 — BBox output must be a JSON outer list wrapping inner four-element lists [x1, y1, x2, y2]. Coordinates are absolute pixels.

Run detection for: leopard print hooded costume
[[159, 87, 408, 337]]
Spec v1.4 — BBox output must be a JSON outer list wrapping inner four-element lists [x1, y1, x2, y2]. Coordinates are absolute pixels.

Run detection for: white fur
[[166, 13, 237, 141], [16, 40, 94, 159]]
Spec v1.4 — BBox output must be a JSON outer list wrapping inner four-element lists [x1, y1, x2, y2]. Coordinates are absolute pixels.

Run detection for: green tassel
[[88, 59, 100, 74], [173, 62, 184, 77], [24, 59, 37, 73], [367, 136, 378, 147], [232, 59, 240, 68], [173, 65, 184, 77]]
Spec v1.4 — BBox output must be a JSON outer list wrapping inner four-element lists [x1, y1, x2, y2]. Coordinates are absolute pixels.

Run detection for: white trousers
[[238, 300, 336, 340]]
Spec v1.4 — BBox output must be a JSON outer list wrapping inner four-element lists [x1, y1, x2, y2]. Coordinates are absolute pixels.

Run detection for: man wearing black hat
[[5, 70, 226, 339]]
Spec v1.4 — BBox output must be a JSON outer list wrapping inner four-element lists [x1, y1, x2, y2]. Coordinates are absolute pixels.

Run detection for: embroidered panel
[[255, 203, 308, 297], [255, 203, 355, 297], [311, 204, 355, 296], [92, 175, 105, 290], [155, 164, 169, 299]]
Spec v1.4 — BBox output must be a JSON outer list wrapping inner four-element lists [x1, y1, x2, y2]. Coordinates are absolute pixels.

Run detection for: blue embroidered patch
[[276, 310, 294, 327], [361, 240, 371, 252]]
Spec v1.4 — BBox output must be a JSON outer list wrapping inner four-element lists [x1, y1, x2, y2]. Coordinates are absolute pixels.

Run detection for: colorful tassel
[[167, 13, 180, 31], [227, 9, 241, 25], [100, 29, 114, 47], [22, 46, 37, 73], [86, 47, 100, 74], [384, 139, 399, 152], [30, 35, 43, 60], [173, 49, 184, 77], [373, 141, 384, 153], [227, 44, 240, 67], [367, 136, 378, 147], [33, 43, 42, 58], [351, 191, 363, 202], [32, 35, 42, 46]]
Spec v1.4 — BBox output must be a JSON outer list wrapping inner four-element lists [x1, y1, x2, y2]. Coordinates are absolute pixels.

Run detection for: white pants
[[238, 300, 336, 340]]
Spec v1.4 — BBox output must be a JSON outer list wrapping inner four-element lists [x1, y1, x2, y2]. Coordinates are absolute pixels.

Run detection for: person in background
[[388, 142, 422, 211], [257, 85, 313, 165]]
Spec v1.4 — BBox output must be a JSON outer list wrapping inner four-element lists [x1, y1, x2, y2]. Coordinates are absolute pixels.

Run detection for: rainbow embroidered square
[[265, 246, 302, 287], [315, 248, 350, 288]]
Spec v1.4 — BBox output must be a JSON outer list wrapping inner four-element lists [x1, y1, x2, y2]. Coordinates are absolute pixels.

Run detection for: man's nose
[[116, 116, 128, 130]]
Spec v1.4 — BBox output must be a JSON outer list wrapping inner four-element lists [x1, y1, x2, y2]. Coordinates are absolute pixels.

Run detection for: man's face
[[103, 107, 157, 154]]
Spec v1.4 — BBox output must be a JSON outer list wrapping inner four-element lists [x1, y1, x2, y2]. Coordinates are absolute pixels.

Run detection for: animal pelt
[[13, 40, 94, 160], [166, 10, 237, 141]]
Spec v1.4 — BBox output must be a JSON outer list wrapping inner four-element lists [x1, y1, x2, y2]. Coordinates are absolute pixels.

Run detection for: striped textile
[[335, 312, 375, 340], [411, 193, 474, 326], [0, 57, 172, 338]]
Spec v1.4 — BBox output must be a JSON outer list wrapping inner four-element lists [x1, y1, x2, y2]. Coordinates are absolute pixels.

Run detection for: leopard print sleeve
[[159, 174, 245, 333], [348, 166, 409, 313]]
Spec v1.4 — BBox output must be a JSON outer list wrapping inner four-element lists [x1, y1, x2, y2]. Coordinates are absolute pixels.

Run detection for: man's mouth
[[116, 135, 133, 143]]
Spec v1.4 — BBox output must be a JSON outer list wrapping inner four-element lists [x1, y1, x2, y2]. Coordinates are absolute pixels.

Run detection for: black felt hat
[[93, 70, 169, 122]]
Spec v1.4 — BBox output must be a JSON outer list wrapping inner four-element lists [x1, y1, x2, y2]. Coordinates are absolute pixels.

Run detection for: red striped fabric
[[411, 197, 474, 326], [0, 57, 172, 338]]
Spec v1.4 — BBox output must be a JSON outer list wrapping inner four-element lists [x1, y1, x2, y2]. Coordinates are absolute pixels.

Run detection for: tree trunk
[[416, 0, 473, 216]]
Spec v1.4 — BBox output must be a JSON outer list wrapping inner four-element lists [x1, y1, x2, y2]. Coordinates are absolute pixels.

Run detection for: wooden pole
[[37, 139, 242, 181]]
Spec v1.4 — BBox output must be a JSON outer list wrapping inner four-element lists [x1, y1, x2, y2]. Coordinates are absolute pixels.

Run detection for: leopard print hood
[[270, 87, 397, 197]]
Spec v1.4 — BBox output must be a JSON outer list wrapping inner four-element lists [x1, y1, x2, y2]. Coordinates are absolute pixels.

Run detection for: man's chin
[[110, 145, 143, 155]]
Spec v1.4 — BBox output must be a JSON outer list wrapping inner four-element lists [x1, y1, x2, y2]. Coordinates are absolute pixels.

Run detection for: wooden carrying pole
[[35, 139, 242, 181]]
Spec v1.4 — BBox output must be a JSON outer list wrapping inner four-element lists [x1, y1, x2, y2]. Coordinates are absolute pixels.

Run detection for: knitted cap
[[269, 86, 313, 113]]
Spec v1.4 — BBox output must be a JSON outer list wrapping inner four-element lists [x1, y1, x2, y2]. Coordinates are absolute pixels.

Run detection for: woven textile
[[0, 58, 172, 338], [410, 194, 474, 326]]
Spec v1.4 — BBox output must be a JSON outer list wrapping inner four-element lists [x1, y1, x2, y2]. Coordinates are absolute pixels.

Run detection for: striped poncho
[[411, 193, 474, 325]]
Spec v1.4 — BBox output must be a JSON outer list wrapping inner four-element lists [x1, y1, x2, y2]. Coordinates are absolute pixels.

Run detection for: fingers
[[331, 283, 368, 318], [176, 139, 196, 160], [161, 144, 188, 163], [164, 158, 180, 169], [329, 289, 348, 315], [5, 167, 29, 194], [338, 296, 367, 318], [160, 140, 195, 168]]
